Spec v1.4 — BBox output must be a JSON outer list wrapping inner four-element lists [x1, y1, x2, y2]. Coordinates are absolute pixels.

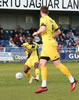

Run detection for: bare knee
[[40, 62, 46, 67], [53, 59, 61, 67], [40, 59, 47, 67], [24, 65, 30, 73]]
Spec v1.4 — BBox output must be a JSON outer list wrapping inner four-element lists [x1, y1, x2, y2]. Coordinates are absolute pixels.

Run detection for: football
[[16, 72, 23, 80]]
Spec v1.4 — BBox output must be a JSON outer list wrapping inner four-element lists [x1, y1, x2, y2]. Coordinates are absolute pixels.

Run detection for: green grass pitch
[[0, 62, 79, 100]]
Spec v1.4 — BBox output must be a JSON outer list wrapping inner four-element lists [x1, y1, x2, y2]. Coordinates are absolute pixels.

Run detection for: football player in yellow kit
[[22, 35, 40, 84], [33, 6, 77, 93]]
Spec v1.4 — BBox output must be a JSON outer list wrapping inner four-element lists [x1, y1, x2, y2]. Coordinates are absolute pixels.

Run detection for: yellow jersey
[[40, 16, 59, 45], [23, 42, 38, 58]]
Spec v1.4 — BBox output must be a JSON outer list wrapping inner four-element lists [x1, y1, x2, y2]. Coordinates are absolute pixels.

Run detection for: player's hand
[[27, 50, 32, 58], [27, 50, 32, 54], [32, 32, 37, 36]]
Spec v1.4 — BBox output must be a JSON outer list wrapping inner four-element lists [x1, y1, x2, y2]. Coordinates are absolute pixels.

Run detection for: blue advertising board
[[60, 53, 79, 61]]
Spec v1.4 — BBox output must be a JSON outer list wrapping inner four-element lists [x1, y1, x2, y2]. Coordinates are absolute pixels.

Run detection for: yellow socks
[[41, 66, 47, 80], [41, 66, 47, 87], [35, 68, 40, 78], [57, 63, 71, 77], [25, 72, 32, 78], [26, 69, 40, 80]]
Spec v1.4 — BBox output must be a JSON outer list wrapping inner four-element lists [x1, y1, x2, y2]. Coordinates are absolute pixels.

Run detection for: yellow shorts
[[40, 42, 60, 61], [25, 56, 39, 68]]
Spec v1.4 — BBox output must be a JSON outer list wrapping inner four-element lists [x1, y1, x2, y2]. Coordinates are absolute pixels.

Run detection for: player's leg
[[34, 62, 40, 81], [35, 58, 48, 93], [40, 59, 48, 87], [24, 65, 34, 84], [53, 59, 77, 92], [24, 58, 35, 84], [48, 43, 77, 92], [24, 65, 31, 77]]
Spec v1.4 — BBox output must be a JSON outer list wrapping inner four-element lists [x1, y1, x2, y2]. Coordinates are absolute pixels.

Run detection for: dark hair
[[40, 6, 49, 14], [27, 34, 34, 39], [69, 28, 72, 31]]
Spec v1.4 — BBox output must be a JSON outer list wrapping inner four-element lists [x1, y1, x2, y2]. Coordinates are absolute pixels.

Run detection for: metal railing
[[0, 47, 78, 53], [0, 47, 79, 62]]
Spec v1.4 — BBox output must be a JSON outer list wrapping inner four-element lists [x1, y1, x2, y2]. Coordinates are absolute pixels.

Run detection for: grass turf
[[0, 62, 79, 100]]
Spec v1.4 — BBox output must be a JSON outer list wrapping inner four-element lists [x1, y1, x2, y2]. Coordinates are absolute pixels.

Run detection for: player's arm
[[53, 29, 61, 37], [33, 26, 46, 36], [53, 20, 61, 37], [33, 17, 46, 36]]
